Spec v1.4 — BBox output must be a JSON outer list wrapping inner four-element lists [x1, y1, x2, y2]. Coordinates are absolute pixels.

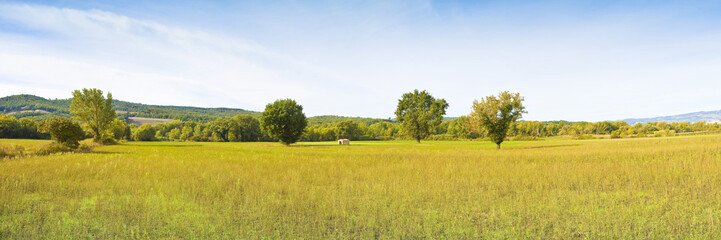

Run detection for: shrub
[[34, 142, 73, 156], [0, 145, 26, 159], [78, 141, 101, 152], [39, 117, 85, 149], [133, 124, 156, 141]]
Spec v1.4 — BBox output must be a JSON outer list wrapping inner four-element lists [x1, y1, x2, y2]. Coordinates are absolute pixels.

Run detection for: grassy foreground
[[2, 136, 721, 238]]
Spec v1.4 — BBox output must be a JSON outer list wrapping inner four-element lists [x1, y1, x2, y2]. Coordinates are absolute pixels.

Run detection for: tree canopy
[[470, 91, 526, 149], [394, 89, 448, 143], [70, 89, 115, 142], [260, 99, 308, 145]]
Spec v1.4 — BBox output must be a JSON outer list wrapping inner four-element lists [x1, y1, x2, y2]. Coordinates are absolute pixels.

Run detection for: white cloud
[[0, 3, 366, 114]]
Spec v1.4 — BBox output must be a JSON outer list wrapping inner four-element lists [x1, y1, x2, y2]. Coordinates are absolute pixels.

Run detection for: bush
[[34, 142, 73, 156], [133, 124, 156, 141], [78, 141, 101, 152], [39, 117, 85, 149], [0, 145, 26, 159]]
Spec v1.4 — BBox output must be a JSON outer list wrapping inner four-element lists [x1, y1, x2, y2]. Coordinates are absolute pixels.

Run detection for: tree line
[[2, 88, 721, 149]]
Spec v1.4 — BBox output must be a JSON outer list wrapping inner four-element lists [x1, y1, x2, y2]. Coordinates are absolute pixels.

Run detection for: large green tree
[[260, 99, 307, 145], [470, 91, 526, 149], [394, 89, 448, 143], [70, 88, 115, 142]]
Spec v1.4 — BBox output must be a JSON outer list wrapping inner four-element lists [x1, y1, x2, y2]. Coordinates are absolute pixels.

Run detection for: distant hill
[[623, 110, 721, 124], [0, 94, 393, 124], [0, 94, 260, 122]]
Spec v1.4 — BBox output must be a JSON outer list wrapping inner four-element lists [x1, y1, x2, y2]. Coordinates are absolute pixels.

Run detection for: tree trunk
[[92, 127, 101, 142], [416, 138, 421, 143], [496, 143, 501, 149]]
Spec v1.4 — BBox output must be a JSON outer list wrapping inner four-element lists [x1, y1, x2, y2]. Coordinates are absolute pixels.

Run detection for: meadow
[[2, 135, 721, 238]]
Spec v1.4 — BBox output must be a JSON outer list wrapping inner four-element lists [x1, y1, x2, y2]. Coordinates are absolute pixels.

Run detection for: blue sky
[[1, 0, 720, 121]]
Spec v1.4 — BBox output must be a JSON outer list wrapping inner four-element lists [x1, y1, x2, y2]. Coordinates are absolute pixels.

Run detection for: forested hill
[[0, 94, 396, 124], [0, 94, 260, 122]]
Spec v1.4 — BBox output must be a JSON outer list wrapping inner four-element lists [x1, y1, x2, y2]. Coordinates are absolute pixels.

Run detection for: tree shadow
[[513, 144, 580, 149], [127, 144, 203, 148], [85, 151, 129, 155]]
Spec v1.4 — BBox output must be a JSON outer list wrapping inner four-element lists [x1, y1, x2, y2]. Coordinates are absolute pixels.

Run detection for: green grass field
[[2, 136, 721, 238]]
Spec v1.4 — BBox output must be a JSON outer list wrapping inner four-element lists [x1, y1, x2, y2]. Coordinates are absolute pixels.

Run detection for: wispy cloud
[[0, 3, 364, 113]]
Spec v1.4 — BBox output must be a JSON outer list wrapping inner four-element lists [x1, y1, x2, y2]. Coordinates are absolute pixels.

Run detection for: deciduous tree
[[470, 91, 526, 149], [70, 88, 115, 143], [394, 90, 448, 143], [260, 99, 307, 145]]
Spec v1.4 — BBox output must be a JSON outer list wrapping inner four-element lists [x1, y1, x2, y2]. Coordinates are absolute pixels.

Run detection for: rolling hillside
[[0, 94, 393, 124], [0, 94, 260, 122]]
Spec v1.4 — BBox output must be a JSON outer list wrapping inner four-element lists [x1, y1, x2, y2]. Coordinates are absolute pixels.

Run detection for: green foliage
[[308, 115, 393, 126], [260, 99, 307, 145], [107, 119, 130, 141], [0, 94, 71, 117], [39, 117, 85, 149], [70, 89, 116, 142], [180, 126, 194, 141], [367, 122, 400, 140], [236, 115, 261, 142], [133, 124, 156, 141], [208, 117, 242, 142], [336, 120, 362, 140], [395, 90, 448, 143], [471, 91, 526, 149], [0, 114, 49, 139], [447, 116, 478, 139], [168, 128, 181, 140]]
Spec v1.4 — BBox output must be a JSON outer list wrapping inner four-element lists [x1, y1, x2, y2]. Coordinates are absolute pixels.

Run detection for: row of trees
[[4, 88, 721, 149], [6, 111, 719, 144], [0, 114, 49, 139], [393, 90, 525, 148]]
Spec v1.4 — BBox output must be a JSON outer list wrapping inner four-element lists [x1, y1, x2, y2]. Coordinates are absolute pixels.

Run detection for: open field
[[2, 136, 721, 238]]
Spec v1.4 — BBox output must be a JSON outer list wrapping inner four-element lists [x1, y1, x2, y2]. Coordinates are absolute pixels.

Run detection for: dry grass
[[2, 135, 721, 238]]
